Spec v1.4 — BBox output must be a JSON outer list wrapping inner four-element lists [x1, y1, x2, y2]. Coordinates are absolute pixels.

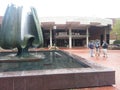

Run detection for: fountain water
[[0, 4, 115, 90]]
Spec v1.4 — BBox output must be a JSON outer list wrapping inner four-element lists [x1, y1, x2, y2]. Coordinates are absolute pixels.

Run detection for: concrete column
[[104, 29, 107, 41], [86, 27, 89, 48], [69, 28, 72, 48], [50, 28, 52, 47]]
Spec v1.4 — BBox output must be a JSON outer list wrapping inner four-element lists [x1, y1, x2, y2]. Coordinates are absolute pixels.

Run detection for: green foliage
[[113, 40, 120, 45], [111, 18, 120, 40]]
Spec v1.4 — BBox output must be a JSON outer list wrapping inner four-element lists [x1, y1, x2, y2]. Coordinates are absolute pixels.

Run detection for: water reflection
[[0, 50, 89, 72]]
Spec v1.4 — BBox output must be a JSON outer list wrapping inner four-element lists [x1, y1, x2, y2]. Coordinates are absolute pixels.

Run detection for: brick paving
[[63, 48, 120, 90]]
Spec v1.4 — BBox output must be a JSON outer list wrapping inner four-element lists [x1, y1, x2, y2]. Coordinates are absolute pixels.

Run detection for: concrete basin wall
[[0, 50, 115, 90]]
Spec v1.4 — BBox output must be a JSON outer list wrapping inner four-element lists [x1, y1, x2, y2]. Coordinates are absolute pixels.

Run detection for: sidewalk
[[63, 48, 120, 90]]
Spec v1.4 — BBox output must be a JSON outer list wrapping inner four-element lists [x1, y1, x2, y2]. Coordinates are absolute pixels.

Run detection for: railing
[[56, 35, 88, 38]]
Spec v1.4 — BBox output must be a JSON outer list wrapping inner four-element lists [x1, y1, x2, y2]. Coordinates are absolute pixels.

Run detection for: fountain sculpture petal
[[0, 4, 43, 57]]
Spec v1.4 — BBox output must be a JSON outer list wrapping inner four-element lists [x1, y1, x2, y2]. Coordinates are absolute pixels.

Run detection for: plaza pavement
[[63, 48, 120, 90]]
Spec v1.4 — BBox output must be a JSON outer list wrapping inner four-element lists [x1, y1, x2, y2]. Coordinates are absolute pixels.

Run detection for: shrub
[[113, 40, 120, 45]]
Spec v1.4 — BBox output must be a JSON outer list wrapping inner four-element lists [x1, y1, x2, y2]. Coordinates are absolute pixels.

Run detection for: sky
[[0, 0, 120, 18]]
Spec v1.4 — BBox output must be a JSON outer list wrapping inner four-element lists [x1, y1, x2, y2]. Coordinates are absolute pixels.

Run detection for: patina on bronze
[[0, 4, 43, 57]]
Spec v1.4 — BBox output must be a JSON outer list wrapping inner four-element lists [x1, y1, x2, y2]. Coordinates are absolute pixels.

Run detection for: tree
[[111, 18, 120, 40]]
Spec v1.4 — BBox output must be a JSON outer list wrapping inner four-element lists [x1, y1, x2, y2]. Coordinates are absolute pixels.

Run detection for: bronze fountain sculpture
[[0, 4, 43, 57]]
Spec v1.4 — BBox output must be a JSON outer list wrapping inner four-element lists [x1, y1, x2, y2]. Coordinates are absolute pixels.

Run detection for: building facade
[[40, 17, 112, 48], [0, 16, 113, 48]]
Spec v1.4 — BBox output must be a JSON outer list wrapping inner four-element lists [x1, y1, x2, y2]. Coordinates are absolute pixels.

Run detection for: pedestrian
[[95, 40, 100, 57], [88, 41, 94, 57], [102, 40, 108, 57]]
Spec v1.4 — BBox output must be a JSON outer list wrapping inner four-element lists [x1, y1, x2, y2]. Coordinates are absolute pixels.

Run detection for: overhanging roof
[[40, 16, 113, 29]]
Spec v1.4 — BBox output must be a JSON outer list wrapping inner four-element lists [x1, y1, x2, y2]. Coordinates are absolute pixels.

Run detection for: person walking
[[95, 40, 100, 57], [102, 40, 108, 57], [88, 41, 95, 57]]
